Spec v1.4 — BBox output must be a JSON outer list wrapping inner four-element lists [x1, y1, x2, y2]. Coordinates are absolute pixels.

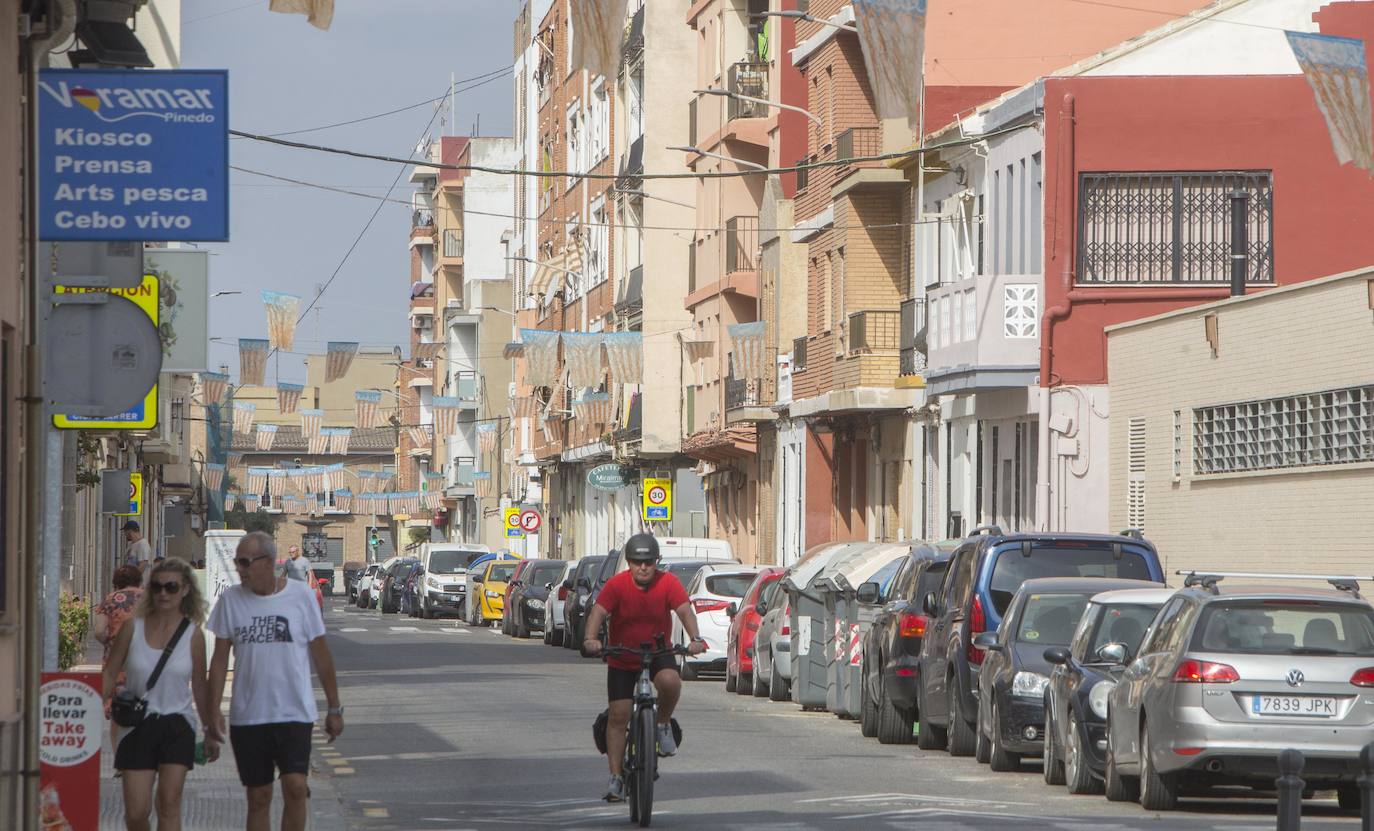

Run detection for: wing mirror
[[1097, 642, 1129, 665], [755, 602, 768, 617], [1043, 646, 1072, 665], [577, 577, 592, 590], [972, 631, 1001, 651], [922, 592, 940, 617], [856, 581, 880, 604], [544, 582, 554, 590], [472, 577, 483, 584], [726, 602, 738, 618]]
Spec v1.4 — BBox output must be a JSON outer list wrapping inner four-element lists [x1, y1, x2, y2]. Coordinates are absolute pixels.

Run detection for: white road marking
[[389, 626, 421, 632], [339, 627, 367, 633]]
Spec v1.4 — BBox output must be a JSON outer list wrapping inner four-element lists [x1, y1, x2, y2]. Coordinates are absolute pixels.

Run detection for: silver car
[[752, 578, 793, 701], [1105, 573, 1374, 811]]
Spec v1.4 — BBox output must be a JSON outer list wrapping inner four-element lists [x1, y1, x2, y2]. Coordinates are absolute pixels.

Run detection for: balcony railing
[[452, 370, 479, 405], [725, 372, 761, 410], [727, 61, 769, 121], [899, 297, 925, 376], [452, 456, 476, 487], [412, 208, 434, 228], [1077, 171, 1274, 284], [793, 336, 808, 372], [836, 126, 881, 180], [848, 309, 901, 354], [725, 216, 759, 274], [442, 229, 462, 258]]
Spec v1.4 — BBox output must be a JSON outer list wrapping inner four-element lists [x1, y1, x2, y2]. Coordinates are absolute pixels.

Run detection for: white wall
[[1045, 384, 1111, 533], [465, 139, 518, 284]]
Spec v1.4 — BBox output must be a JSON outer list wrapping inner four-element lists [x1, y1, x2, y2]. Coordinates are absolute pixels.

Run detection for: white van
[[417, 542, 490, 619]]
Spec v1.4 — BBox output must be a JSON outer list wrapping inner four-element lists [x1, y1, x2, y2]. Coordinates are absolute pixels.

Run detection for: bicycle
[[599, 637, 689, 827]]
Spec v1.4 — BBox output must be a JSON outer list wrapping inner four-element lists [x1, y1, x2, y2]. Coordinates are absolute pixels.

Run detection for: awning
[[682, 339, 714, 362], [527, 252, 564, 297], [412, 341, 442, 360], [502, 342, 525, 360]]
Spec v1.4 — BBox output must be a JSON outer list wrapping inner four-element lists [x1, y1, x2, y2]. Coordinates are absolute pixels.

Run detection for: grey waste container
[[818, 573, 848, 714], [822, 543, 913, 717], [782, 542, 857, 710]]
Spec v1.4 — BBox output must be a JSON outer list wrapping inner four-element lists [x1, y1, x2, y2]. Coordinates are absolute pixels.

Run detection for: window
[[1140, 598, 1185, 655], [626, 63, 644, 143], [962, 288, 976, 342], [589, 79, 609, 165], [1192, 384, 1374, 475], [950, 291, 963, 344], [587, 198, 608, 288], [1127, 416, 1146, 531], [1003, 285, 1038, 339], [1172, 410, 1182, 479]]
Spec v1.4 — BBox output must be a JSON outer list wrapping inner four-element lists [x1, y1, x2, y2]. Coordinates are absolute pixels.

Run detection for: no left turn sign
[[519, 509, 542, 533]]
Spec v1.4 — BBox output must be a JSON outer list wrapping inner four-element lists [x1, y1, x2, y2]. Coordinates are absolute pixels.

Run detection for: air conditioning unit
[[413, 313, 433, 331]]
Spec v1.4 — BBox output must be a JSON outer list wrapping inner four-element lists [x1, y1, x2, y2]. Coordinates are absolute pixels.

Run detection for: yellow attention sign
[[53, 274, 159, 430], [114, 472, 143, 517], [504, 507, 524, 538], [642, 476, 672, 523]]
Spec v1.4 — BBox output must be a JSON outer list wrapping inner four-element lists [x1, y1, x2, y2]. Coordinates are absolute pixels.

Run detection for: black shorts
[[115, 713, 196, 771], [607, 655, 678, 702], [228, 722, 313, 787]]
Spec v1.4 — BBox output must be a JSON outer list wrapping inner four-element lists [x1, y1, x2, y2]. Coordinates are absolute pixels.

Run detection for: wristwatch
[[327, 706, 345, 716]]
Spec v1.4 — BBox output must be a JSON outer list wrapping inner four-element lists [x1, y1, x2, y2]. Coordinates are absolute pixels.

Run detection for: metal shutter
[[1128, 417, 1146, 532], [326, 537, 345, 567]]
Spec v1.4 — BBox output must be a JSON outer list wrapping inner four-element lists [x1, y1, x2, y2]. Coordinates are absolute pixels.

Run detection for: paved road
[[315, 599, 1357, 830]]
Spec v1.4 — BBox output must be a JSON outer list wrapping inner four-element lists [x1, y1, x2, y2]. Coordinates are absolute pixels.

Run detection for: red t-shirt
[[595, 569, 690, 670]]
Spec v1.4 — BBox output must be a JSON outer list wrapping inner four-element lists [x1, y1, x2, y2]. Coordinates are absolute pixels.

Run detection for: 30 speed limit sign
[[641, 476, 672, 522], [503, 507, 523, 538]]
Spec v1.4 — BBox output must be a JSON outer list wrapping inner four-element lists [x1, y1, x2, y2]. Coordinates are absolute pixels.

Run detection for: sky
[[182, 0, 517, 384]]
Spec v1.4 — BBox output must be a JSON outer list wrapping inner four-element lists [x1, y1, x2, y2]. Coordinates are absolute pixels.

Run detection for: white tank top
[[124, 617, 198, 729]]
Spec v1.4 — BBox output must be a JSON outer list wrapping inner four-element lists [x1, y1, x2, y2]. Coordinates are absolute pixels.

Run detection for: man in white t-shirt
[[207, 531, 343, 831], [123, 520, 153, 572]]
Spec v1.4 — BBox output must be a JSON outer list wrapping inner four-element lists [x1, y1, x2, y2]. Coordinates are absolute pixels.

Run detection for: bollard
[[1359, 743, 1374, 831], [1276, 748, 1305, 831]]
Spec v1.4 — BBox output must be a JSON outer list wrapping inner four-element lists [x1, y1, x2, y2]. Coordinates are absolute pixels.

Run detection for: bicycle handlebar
[[597, 644, 690, 660]]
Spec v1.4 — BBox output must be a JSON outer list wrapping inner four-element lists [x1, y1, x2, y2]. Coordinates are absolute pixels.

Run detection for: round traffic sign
[[506, 511, 521, 529], [519, 509, 542, 532], [647, 486, 667, 505], [129, 482, 137, 498]]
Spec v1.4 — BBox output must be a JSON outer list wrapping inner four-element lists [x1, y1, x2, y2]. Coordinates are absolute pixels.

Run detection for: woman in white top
[[103, 557, 219, 831]]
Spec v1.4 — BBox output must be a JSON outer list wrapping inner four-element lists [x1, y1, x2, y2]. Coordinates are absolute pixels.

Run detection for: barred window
[[1192, 385, 1374, 475]]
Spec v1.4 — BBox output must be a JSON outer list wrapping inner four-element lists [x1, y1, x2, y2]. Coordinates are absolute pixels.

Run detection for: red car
[[725, 567, 785, 697]]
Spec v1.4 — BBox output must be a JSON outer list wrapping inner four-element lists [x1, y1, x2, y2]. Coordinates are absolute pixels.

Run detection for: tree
[[225, 506, 282, 535]]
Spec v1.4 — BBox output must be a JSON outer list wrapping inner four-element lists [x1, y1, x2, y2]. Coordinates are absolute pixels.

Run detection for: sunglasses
[[149, 580, 182, 594], [234, 553, 271, 569]]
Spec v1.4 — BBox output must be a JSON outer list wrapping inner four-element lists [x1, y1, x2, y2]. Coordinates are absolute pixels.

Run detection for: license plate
[[1252, 695, 1338, 717]]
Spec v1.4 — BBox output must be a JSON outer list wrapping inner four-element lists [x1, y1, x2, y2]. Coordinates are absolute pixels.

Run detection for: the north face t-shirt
[[208, 579, 326, 725]]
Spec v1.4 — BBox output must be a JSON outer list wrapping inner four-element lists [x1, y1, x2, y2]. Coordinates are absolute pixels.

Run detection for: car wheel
[[916, 682, 947, 750], [768, 658, 789, 702], [1066, 713, 1103, 795], [1138, 721, 1178, 811], [736, 670, 753, 696], [860, 670, 879, 738], [975, 704, 991, 763], [988, 700, 1020, 772], [516, 611, 530, 639], [1338, 786, 1361, 812], [725, 668, 737, 692], [751, 664, 769, 697], [876, 673, 914, 745], [946, 677, 977, 757], [1043, 706, 1066, 785], [1104, 726, 1139, 802]]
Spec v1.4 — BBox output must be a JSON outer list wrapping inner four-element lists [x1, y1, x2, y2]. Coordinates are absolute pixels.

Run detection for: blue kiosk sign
[[38, 69, 229, 241]]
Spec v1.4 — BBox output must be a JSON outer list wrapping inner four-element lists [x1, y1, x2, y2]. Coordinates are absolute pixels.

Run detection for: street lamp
[[668, 145, 768, 172], [694, 87, 822, 128], [750, 9, 857, 32]]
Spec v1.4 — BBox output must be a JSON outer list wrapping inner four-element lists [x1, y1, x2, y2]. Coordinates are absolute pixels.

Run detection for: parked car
[[378, 557, 419, 614], [661, 557, 740, 590], [354, 563, 382, 609], [860, 544, 956, 743], [344, 561, 365, 602], [1042, 586, 1174, 794], [464, 551, 519, 624], [915, 528, 1165, 757], [973, 577, 1162, 772], [657, 537, 735, 561], [544, 560, 578, 646], [674, 564, 761, 684], [562, 555, 607, 647], [753, 579, 792, 701], [725, 567, 785, 696], [472, 558, 521, 626], [416, 544, 487, 619], [1106, 573, 1374, 811], [400, 561, 427, 618], [505, 559, 565, 638]]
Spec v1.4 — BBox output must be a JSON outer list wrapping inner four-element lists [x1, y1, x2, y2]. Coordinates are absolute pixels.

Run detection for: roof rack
[[968, 525, 1003, 538], [1175, 570, 1374, 599], [1119, 528, 1145, 541]]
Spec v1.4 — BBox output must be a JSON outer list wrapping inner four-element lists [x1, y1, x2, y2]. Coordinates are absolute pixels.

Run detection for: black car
[[1041, 585, 1172, 793], [562, 555, 606, 648], [401, 562, 427, 618], [344, 562, 364, 602], [915, 528, 1165, 756], [859, 543, 956, 744], [378, 557, 419, 614], [506, 559, 566, 638], [972, 577, 1161, 772]]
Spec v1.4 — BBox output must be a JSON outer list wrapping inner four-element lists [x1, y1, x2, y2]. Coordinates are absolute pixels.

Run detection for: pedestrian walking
[[94, 565, 145, 756], [207, 531, 344, 831], [282, 544, 312, 583], [123, 521, 153, 573], [102, 558, 217, 831]]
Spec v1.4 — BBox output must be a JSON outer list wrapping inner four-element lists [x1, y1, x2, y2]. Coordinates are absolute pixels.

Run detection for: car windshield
[[705, 573, 755, 598], [528, 564, 564, 586], [1015, 593, 1091, 646], [989, 545, 1153, 615], [463, 550, 492, 569], [1191, 600, 1374, 656], [427, 551, 469, 573], [667, 562, 709, 585], [486, 562, 519, 582], [1088, 602, 1162, 661]]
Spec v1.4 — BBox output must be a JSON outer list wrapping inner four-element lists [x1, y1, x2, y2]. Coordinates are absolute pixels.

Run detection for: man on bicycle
[[583, 533, 707, 802]]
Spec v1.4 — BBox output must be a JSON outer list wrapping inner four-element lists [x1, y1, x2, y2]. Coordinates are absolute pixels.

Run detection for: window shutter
[[1127, 417, 1146, 531]]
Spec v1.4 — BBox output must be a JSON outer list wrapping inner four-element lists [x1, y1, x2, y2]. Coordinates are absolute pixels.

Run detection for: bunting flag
[[562, 332, 604, 388], [256, 423, 279, 451], [513, 396, 538, 419], [226, 489, 242, 511], [277, 382, 304, 414], [268, 0, 334, 31], [477, 421, 498, 453], [569, 0, 629, 82], [423, 490, 442, 509], [227, 452, 245, 469], [355, 390, 381, 428], [268, 469, 288, 498], [285, 468, 307, 495], [261, 290, 302, 350], [334, 488, 353, 513], [728, 321, 767, 380], [280, 494, 300, 514], [413, 341, 443, 360], [203, 462, 225, 492], [327, 427, 351, 455], [520, 329, 561, 388], [854, 0, 928, 129], [239, 339, 269, 386], [1286, 32, 1374, 173], [323, 463, 347, 491], [300, 408, 323, 437], [405, 425, 431, 449], [576, 391, 613, 425], [473, 471, 492, 499], [232, 402, 256, 434], [423, 471, 445, 490], [309, 495, 324, 516], [325, 341, 359, 382], [308, 432, 329, 455], [432, 397, 460, 439], [304, 467, 325, 492], [245, 468, 268, 495], [603, 332, 643, 385], [200, 371, 228, 407], [243, 493, 261, 511]]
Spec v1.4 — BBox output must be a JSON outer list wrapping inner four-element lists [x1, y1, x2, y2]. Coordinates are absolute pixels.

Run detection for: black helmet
[[624, 533, 660, 563]]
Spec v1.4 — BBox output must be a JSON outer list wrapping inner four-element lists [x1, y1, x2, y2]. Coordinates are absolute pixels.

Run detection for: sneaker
[[603, 775, 625, 802], [656, 722, 678, 757]]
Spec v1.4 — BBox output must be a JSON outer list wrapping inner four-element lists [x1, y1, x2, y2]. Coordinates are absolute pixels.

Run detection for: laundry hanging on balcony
[[200, 372, 228, 408], [261, 291, 302, 350], [854, 0, 927, 129], [232, 402, 256, 434], [477, 421, 498, 453], [301, 408, 323, 437], [277, 382, 304, 415], [432, 397, 460, 439], [521, 329, 562, 388], [562, 332, 605, 388], [324, 342, 358, 382], [255, 423, 278, 451], [727, 321, 767, 380], [268, 0, 333, 30], [355, 390, 381, 428], [603, 332, 643, 386], [326, 427, 351, 455], [238, 339, 269, 386], [1286, 32, 1374, 172], [569, 0, 630, 83]]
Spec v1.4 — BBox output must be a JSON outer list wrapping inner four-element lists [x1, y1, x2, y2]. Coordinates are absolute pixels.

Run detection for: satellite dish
[[46, 293, 161, 415]]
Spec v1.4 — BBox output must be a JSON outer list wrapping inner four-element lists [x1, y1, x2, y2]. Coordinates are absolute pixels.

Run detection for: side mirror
[[972, 631, 1001, 651], [1097, 642, 1129, 665], [577, 577, 592, 590], [1043, 646, 1072, 665], [544, 582, 554, 590], [755, 602, 768, 617], [726, 602, 738, 618], [922, 592, 940, 617], [472, 577, 483, 584], [856, 581, 880, 604]]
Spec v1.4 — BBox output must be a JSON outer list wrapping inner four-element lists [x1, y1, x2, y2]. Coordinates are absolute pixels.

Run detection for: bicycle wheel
[[635, 707, 657, 826]]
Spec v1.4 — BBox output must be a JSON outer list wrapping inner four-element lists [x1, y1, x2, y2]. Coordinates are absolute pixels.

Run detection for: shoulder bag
[[111, 617, 191, 728]]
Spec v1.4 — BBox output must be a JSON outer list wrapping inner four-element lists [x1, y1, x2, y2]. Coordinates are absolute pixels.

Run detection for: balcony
[[725, 363, 776, 424], [899, 296, 925, 379], [449, 455, 477, 494], [453, 370, 480, 408], [834, 126, 903, 194], [847, 309, 900, 354], [727, 61, 769, 121], [923, 273, 1044, 396], [686, 216, 761, 307], [411, 208, 435, 246]]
